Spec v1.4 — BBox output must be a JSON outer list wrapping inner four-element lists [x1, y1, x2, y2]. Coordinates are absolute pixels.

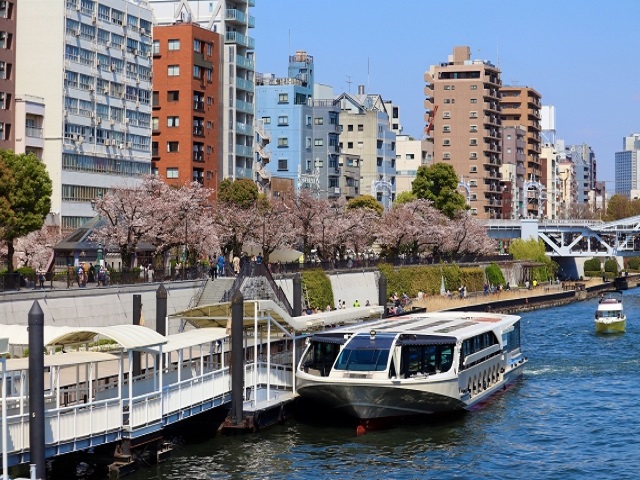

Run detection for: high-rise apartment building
[[336, 85, 397, 209], [500, 85, 543, 217], [150, 0, 255, 182], [424, 46, 502, 219], [615, 134, 640, 197], [255, 51, 342, 199], [151, 23, 221, 189], [0, 0, 16, 150], [500, 126, 526, 219], [17, 0, 154, 232], [565, 143, 596, 206]]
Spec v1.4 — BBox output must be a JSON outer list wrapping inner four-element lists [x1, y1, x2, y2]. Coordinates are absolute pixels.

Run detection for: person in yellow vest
[[353, 299, 360, 307]]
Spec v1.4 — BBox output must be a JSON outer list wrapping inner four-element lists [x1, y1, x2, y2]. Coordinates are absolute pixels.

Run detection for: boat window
[[400, 343, 455, 378], [502, 321, 521, 352], [301, 341, 341, 376], [460, 330, 501, 370], [334, 334, 394, 372]]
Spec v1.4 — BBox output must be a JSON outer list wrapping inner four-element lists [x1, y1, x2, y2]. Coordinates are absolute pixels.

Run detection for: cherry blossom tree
[[14, 225, 64, 271], [290, 189, 326, 261], [441, 213, 497, 255], [376, 199, 447, 257], [92, 175, 170, 270], [245, 196, 297, 264]]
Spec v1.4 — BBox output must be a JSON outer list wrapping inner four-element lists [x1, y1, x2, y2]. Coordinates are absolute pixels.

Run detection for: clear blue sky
[[252, 0, 639, 188]]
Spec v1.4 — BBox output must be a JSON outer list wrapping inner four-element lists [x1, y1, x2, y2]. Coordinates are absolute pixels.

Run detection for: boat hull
[[595, 319, 626, 334], [296, 361, 527, 420]]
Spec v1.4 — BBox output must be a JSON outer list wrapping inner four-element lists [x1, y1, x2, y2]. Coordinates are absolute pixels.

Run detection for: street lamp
[[1, 336, 8, 480]]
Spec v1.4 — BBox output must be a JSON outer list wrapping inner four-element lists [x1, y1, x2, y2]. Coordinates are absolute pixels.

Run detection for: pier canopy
[[4, 350, 118, 372], [171, 299, 384, 332], [2, 324, 167, 352]]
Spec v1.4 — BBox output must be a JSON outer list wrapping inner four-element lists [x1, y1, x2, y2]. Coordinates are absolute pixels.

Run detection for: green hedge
[[301, 269, 334, 310], [378, 263, 485, 298], [626, 257, 640, 270], [584, 270, 603, 278]]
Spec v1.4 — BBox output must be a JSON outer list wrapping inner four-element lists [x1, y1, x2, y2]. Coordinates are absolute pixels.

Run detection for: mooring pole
[[132, 294, 142, 377], [28, 301, 45, 479], [156, 284, 167, 336], [378, 273, 388, 318], [231, 291, 244, 424], [292, 273, 302, 317]]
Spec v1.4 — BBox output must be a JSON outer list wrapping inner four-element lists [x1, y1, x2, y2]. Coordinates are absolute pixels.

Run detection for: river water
[[129, 290, 640, 480]]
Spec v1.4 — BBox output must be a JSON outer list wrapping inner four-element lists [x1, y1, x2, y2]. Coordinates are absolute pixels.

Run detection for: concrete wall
[[276, 271, 380, 309], [0, 282, 201, 335]]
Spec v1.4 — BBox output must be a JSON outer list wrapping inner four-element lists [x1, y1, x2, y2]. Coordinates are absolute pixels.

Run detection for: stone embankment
[[413, 276, 639, 315]]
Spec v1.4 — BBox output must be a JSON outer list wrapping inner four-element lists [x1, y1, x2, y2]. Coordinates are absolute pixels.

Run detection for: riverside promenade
[[413, 276, 637, 315]]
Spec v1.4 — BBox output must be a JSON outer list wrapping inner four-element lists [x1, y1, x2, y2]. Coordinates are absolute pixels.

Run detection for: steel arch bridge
[[485, 217, 640, 258]]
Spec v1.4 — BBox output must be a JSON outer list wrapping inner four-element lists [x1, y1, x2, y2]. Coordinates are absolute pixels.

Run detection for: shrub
[[626, 257, 640, 271], [301, 269, 334, 310], [584, 258, 601, 272], [485, 263, 506, 287], [604, 259, 618, 274]]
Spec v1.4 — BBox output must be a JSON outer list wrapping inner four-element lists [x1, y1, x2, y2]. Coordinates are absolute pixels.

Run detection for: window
[[443, 153, 451, 159], [193, 65, 202, 79], [443, 111, 451, 119], [166, 167, 179, 178], [314, 117, 324, 125], [470, 153, 477, 159], [443, 139, 450, 146], [278, 93, 289, 103], [357, 124, 364, 132], [470, 125, 478, 133], [314, 138, 323, 146], [470, 166, 477, 173], [470, 111, 478, 118], [277, 159, 287, 171], [262, 116, 270, 124], [470, 139, 477, 146], [470, 208, 478, 216], [152, 40, 160, 55], [278, 137, 288, 147], [470, 98, 477, 104], [470, 194, 477, 201], [469, 180, 478, 187], [167, 116, 179, 127], [442, 125, 450, 133], [444, 85, 451, 90], [278, 116, 288, 126], [168, 39, 180, 51], [444, 99, 451, 104], [506, 148, 512, 154], [167, 141, 179, 152], [471, 85, 478, 90], [406, 153, 414, 160], [347, 124, 353, 132], [168, 65, 179, 76], [193, 39, 202, 53], [152, 117, 159, 130], [347, 142, 353, 149]]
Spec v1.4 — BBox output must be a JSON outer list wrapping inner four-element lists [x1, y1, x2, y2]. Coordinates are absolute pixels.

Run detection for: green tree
[[347, 194, 384, 216], [411, 163, 467, 218], [508, 238, 558, 283], [218, 178, 259, 209], [605, 194, 640, 221], [0, 151, 52, 272]]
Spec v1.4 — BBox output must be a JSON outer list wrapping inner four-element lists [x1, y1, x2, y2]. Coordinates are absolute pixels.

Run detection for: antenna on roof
[[346, 75, 352, 93], [367, 57, 370, 92]]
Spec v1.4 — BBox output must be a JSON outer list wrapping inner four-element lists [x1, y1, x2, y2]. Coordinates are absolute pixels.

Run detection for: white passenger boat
[[595, 291, 626, 334], [296, 311, 527, 423]]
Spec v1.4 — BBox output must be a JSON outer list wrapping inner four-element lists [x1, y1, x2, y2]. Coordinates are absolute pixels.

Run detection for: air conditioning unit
[[120, 44, 125, 51], [133, 49, 138, 56], [77, 136, 84, 145], [63, 110, 68, 117], [76, 4, 81, 11], [89, 85, 94, 91], [110, 119, 115, 125], [146, 51, 151, 58], [119, 143, 125, 149], [90, 112, 95, 118], [111, 139, 118, 146], [135, 76, 140, 84], [103, 87, 109, 94], [135, 100, 140, 108], [126, 142, 132, 148], [110, 65, 116, 71], [124, 118, 129, 124], [96, 117, 102, 124], [75, 31, 80, 37], [140, 28, 147, 36], [120, 92, 125, 99], [91, 15, 97, 24]]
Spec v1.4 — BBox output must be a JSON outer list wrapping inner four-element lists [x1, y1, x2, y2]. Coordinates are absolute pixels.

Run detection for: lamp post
[[1, 337, 8, 480]]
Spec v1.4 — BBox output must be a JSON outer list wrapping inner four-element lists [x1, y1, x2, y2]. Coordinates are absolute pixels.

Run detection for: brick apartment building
[[152, 22, 221, 190]]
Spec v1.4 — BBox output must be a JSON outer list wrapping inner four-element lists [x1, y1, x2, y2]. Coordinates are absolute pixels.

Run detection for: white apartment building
[[17, 0, 153, 231], [395, 134, 431, 195], [615, 134, 640, 197], [149, 0, 255, 181]]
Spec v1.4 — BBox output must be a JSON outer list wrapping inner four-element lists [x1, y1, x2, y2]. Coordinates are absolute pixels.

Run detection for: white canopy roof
[[5, 351, 118, 372], [161, 328, 227, 353], [2, 324, 167, 351]]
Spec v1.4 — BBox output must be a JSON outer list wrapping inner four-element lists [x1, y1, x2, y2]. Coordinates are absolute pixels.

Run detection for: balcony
[[235, 166, 253, 179], [235, 99, 253, 114], [193, 101, 205, 112], [235, 144, 253, 157], [26, 125, 43, 138], [235, 121, 252, 135], [235, 54, 254, 70], [193, 152, 204, 162], [193, 126, 204, 137], [236, 77, 254, 92], [225, 31, 255, 49], [226, 8, 247, 24]]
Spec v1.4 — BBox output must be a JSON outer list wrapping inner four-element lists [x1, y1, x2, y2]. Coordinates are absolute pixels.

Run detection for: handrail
[[256, 263, 293, 315], [221, 261, 250, 302]]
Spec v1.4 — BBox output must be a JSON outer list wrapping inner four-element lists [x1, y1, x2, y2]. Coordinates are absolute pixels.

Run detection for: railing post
[[28, 301, 46, 480], [132, 294, 142, 377], [379, 273, 388, 318], [293, 273, 302, 317], [230, 291, 244, 425]]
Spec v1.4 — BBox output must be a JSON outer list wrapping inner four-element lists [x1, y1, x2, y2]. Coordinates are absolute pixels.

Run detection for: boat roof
[[5, 351, 118, 373], [315, 311, 521, 341]]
